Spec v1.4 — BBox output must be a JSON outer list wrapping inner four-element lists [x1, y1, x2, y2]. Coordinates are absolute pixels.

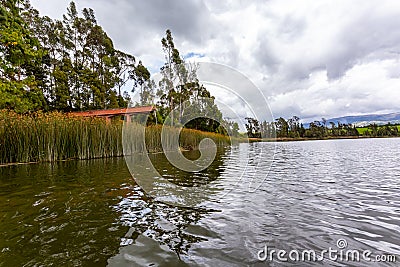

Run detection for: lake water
[[0, 138, 399, 266]]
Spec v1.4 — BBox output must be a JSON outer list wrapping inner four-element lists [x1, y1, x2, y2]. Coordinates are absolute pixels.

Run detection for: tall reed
[[0, 110, 230, 164]]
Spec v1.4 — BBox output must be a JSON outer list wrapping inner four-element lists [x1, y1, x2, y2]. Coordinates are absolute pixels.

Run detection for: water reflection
[[0, 159, 134, 266], [109, 189, 212, 266], [124, 147, 230, 208], [149, 149, 226, 187], [109, 149, 229, 266]]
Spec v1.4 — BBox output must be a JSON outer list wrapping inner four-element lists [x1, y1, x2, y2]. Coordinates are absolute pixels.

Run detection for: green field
[[356, 125, 400, 135], [356, 127, 369, 134]]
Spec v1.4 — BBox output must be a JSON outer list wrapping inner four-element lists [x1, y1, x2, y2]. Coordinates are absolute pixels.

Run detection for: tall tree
[[157, 29, 224, 131], [0, 0, 46, 112], [159, 29, 180, 124]]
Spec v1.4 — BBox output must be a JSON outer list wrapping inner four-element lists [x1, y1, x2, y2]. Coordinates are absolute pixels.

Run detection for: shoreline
[[0, 146, 217, 167], [247, 135, 400, 142], [1, 135, 398, 167]]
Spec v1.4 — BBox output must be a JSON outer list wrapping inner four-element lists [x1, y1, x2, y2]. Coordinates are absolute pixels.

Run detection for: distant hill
[[305, 112, 400, 127]]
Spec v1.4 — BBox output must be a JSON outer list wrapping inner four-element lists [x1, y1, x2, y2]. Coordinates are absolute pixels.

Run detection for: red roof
[[69, 106, 156, 117]]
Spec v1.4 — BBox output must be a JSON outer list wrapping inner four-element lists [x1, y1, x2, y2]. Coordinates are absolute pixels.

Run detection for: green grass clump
[[0, 110, 230, 164], [0, 110, 123, 163], [124, 124, 231, 153]]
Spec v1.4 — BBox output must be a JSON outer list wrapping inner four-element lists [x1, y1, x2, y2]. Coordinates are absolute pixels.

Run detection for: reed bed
[[0, 110, 230, 164]]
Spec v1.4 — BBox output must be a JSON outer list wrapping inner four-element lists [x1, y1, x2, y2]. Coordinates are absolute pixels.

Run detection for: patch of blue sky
[[183, 52, 205, 59]]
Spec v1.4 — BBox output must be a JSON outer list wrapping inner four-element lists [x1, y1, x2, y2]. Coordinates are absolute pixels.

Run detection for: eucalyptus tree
[[275, 117, 289, 137], [134, 60, 150, 100], [159, 29, 180, 124], [0, 0, 46, 112], [245, 117, 262, 138], [115, 50, 135, 98], [158, 29, 224, 132]]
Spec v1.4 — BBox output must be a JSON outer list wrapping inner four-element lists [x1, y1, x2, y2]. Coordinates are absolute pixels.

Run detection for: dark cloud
[[131, 0, 212, 42], [93, 0, 214, 47], [254, 37, 280, 73], [32, 0, 216, 55]]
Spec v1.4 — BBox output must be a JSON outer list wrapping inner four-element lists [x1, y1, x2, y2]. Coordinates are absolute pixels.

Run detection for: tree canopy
[[155, 29, 225, 133]]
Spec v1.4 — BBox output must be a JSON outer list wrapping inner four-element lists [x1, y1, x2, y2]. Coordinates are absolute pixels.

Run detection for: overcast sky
[[31, 0, 400, 122]]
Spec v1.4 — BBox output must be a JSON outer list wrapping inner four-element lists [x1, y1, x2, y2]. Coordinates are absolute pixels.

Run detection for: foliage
[[156, 29, 224, 133], [0, 0, 46, 112], [222, 120, 240, 137], [359, 123, 399, 137], [0, 0, 150, 112], [245, 117, 261, 138]]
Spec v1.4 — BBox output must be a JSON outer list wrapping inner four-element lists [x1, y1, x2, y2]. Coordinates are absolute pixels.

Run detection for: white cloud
[[271, 59, 400, 121]]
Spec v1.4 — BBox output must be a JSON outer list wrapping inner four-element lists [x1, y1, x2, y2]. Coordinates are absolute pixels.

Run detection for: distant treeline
[[358, 123, 400, 137], [244, 116, 400, 139]]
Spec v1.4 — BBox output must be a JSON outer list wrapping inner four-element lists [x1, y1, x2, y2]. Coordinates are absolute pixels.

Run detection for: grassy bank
[[0, 110, 230, 164], [248, 135, 400, 142]]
